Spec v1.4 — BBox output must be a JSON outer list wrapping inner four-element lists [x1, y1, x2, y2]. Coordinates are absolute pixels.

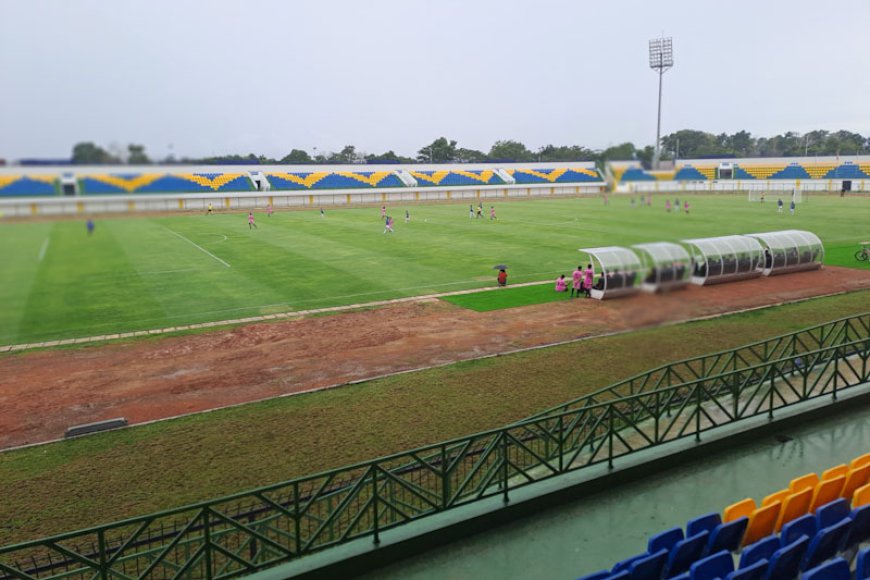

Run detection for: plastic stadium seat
[[820, 465, 848, 481], [855, 483, 870, 507], [708, 517, 749, 553], [781, 514, 817, 546], [687, 513, 722, 537], [857, 547, 870, 580], [612, 553, 646, 574], [630, 549, 669, 580], [801, 518, 852, 571], [725, 499, 757, 522], [790, 473, 820, 494], [740, 535, 781, 568], [801, 557, 850, 580], [842, 464, 870, 500], [649, 526, 685, 553], [575, 570, 610, 580], [851, 453, 870, 470], [762, 490, 789, 507], [690, 550, 734, 580], [664, 531, 709, 579], [815, 498, 850, 529], [809, 476, 846, 513], [777, 488, 814, 531], [725, 558, 767, 580], [841, 504, 870, 554], [743, 503, 782, 546], [763, 535, 809, 580]]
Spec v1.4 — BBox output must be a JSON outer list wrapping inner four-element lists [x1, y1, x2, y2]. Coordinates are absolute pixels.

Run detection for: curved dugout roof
[[681, 235, 764, 285], [631, 242, 692, 290], [578, 246, 643, 299], [745, 230, 824, 275]]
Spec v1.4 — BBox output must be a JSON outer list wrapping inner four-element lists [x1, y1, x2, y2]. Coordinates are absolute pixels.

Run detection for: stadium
[[2, 2, 870, 580]]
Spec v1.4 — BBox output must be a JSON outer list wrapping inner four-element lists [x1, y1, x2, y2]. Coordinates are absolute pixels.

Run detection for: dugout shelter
[[631, 242, 692, 292], [681, 235, 764, 286], [744, 230, 824, 276], [578, 246, 643, 300]]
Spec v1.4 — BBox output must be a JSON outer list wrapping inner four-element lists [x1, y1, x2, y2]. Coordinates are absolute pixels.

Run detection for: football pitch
[[2, 194, 868, 345]]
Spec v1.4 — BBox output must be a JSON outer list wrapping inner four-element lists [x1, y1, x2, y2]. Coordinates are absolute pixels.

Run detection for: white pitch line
[[165, 229, 231, 268], [37, 238, 49, 262]]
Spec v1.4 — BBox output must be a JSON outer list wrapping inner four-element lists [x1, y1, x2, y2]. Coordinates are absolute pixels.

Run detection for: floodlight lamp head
[[648, 37, 674, 71]]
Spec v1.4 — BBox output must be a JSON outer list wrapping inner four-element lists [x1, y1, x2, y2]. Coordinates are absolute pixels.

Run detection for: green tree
[[598, 142, 637, 161], [365, 150, 412, 164], [488, 140, 534, 162], [455, 148, 488, 163], [127, 144, 150, 165], [71, 142, 121, 164], [280, 149, 313, 164], [417, 137, 458, 163], [538, 145, 596, 162]]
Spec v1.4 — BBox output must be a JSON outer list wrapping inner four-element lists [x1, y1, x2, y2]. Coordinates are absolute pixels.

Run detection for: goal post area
[[748, 188, 803, 203]]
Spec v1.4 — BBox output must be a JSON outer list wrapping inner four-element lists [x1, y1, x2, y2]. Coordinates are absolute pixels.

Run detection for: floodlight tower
[[649, 37, 674, 169]]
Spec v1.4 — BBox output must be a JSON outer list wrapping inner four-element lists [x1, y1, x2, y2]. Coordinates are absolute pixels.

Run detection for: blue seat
[[842, 504, 870, 554], [802, 517, 852, 571], [708, 517, 749, 553], [575, 570, 610, 580], [688, 513, 723, 536], [781, 514, 817, 546], [740, 535, 781, 568], [665, 531, 710, 578], [612, 553, 647, 574], [764, 535, 809, 580], [650, 526, 685, 553], [801, 557, 850, 580], [815, 498, 850, 529], [690, 550, 734, 580], [725, 559, 767, 580], [857, 547, 870, 580], [630, 549, 669, 580]]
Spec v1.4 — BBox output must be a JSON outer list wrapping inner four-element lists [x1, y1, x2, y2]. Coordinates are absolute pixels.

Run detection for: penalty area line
[[164, 228, 231, 268], [37, 238, 50, 262]]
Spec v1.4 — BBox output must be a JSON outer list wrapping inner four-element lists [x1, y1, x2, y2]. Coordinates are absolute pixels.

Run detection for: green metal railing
[[526, 312, 870, 419], [0, 321, 868, 580]]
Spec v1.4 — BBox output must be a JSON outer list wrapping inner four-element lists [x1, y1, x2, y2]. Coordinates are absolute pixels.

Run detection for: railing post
[[371, 467, 381, 545], [294, 481, 302, 557], [832, 347, 839, 401], [607, 406, 614, 469], [97, 528, 108, 580], [203, 508, 213, 580], [654, 390, 660, 444], [558, 415, 565, 473], [501, 432, 510, 504], [441, 444, 450, 510], [769, 364, 776, 419], [695, 384, 702, 442]]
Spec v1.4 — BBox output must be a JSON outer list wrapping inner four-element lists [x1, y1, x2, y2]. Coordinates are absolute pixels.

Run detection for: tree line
[[69, 129, 869, 167]]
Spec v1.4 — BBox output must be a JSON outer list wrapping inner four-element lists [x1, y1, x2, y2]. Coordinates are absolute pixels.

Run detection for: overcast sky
[[1, 0, 869, 161]]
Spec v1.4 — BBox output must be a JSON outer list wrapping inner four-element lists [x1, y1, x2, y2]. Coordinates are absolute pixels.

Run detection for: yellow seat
[[724, 498, 756, 522], [853, 483, 870, 508], [743, 502, 782, 546], [851, 453, 870, 470], [822, 464, 848, 480], [776, 487, 814, 531], [762, 489, 790, 507], [790, 473, 820, 493], [810, 475, 846, 512], [842, 464, 870, 500]]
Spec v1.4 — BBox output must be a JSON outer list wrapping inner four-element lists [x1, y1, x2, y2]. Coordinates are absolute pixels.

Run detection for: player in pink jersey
[[583, 264, 594, 297], [571, 265, 583, 297], [555, 275, 568, 293], [248, 211, 257, 229]]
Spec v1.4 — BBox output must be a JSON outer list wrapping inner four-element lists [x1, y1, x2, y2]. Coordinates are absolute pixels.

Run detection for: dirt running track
[[1, 266, 870, 450]]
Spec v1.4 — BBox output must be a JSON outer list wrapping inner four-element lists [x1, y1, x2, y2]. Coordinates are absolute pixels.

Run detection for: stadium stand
[[79, 173, 254, 194], [508, 167, 602, 184], [0, 175, 58, 196], [266, 171, 404, 190], [574, 453, 870, 580], [409, 169, 505, 186]]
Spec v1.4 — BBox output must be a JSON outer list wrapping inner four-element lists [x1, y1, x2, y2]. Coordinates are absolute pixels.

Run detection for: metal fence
[[1, 320, 868, 580]]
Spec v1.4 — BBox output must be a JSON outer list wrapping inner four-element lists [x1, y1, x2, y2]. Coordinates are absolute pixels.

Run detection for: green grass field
[[1, 194, 868, 345]]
